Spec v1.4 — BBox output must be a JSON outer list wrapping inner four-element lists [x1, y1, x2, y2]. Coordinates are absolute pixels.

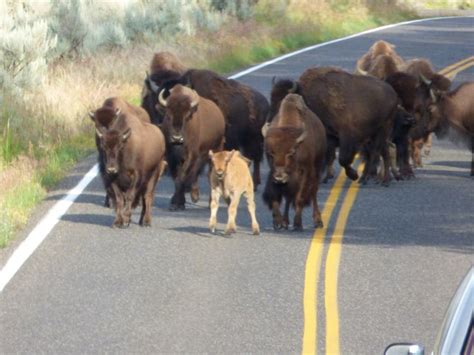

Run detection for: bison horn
[[95, 128, 103, 138], [356, 66, 368, 76], [158, 89, 168, 107], [88, 111, 95, 121], [261, 122, 270, 138], [296, 124, 307, 144], [114, 108, 121, 118], [272, 76, 277, 85], [420, 73, 432, 86], [430, 88, 437, 103], [190, 89, 199, 108], [146, 72, 160, 94]]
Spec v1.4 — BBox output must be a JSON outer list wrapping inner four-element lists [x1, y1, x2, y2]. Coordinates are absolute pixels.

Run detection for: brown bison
[[159, 84, 226, 210], [94, 108, 166, 228], [262, 94, 327, 230], [355, 40, 404, 75], [270, 67, 398, 186], [357, 54, 400, 80], [159, 68, 269, 188], [141, 52, 187, 125], [426, 81, 474, 176], [208, 150, 260, 235], [89, 97, 151, 207], [401, 58, 452, 168]]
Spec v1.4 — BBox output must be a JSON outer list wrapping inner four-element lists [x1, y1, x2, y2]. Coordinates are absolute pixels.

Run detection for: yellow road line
[[324, 164, 364, 355], [302, 171, 346, 355], [439, 56, 474, 76], [302, 55, 473, 355], [443, 60, 474, 79]]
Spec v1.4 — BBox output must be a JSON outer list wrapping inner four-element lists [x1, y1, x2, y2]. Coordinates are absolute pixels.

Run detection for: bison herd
[[89, 40, 474, 233]]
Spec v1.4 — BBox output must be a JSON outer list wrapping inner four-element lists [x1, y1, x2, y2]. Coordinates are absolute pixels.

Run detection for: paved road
[[1, 17, 473, 354]]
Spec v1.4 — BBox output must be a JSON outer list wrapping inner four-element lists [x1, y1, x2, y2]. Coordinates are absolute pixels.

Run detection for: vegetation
[[0, 0, 420, 246]]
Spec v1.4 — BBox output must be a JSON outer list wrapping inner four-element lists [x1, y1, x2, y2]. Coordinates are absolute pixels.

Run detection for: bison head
[[269, 78, 299, 122], [209, 150, 236, 181], [264, 125, 307, 184], [96, 127, 131, 175], [158, 85, 199, 145], [89, 107, 121, 130]]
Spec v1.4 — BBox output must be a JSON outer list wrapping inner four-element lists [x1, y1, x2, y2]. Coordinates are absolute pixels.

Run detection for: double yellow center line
[[301, 55, 473, 355]]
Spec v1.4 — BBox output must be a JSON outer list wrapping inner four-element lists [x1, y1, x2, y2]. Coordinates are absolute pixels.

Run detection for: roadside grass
[[0, 2, 417, 247]]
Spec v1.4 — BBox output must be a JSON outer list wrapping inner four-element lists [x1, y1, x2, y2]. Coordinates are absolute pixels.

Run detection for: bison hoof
[[346, 169, 359, 181], [314, 220, 324, 228], [224, 228, 236, 235], [169, 203, 185, 211], [293, 225, 303, 232]]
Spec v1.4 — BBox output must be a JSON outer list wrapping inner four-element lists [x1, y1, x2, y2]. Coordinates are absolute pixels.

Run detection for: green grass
[[0, 181, 45, 248], [0, 132, 94, 247]]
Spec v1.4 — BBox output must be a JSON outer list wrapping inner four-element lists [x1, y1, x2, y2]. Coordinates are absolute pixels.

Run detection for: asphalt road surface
[[1, 16, 473, 354]]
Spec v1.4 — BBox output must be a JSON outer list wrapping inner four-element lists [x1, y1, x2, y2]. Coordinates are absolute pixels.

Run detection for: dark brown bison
[[355, 40, 404, 75], [262, 94, 326, 230], [89, 97, 151, 207], [270, 67, 398, 186], [426, 81, 474, 176], [159, 84, 226, 210], [159, 68, 269, 188], [94, 108, 166, 228], [141, 52, 187, 125], [401, 58, 452, 168]]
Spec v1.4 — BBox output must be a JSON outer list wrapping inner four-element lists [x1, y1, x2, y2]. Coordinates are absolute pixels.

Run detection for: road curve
[[1, 16, 473, 354]]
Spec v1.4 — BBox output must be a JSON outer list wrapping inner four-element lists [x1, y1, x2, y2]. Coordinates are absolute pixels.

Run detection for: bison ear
[[208, 150, 214, 159], [122, 128, 131, 142], [88, 111, 95, 122]]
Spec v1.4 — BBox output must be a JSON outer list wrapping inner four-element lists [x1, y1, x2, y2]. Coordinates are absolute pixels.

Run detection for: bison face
[[265, 127, 306, 184], [97, 128, 131, 175], [209, 150, 235, 181], [159, 87, 199, 145]]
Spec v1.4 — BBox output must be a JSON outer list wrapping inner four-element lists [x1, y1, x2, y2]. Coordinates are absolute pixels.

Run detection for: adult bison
[[355, 40, 404, 76], [401, 58, 452, 167], [262, 94, 327, 230], [270, 67, 398, 185], [159, 68, 269, 188], [426, 81, 474, 176], [93, 106, 166, 227], [141, 51, 187, 125], [159, 84, 225, 210], [89, 97, 151, 207]]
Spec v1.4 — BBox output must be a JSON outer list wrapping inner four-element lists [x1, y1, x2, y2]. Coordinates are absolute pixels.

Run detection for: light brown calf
[[208, 150, 259, 236]]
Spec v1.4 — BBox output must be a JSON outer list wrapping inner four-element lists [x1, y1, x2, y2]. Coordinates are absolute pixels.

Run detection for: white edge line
[[0, 15, 469, 293], [0, 164, 99, 292]]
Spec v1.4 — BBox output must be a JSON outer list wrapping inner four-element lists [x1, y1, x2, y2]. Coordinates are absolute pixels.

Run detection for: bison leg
[[338, 141, 358, 181], [111, 185, 126, 228], [271, 200, 284, 230], [282, 198, 290, 230], [225, 192, 240, 235], [379, 141, 391, 187], [170, 180, 186, 211], [323, 140, 337, 183], [244, 184, 260, 235], [139, 166, 162, 227], [190, 181, 200, 203], [411, 138, 424, 168], [209, 187, 221, 233], [423, 133, 433, 156]]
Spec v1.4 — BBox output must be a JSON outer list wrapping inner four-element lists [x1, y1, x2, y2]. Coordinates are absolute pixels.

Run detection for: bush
[[0, 1, 57, 97]]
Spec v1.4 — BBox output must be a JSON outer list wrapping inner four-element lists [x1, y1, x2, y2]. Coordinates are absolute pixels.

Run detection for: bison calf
[[208, 150, 260, 235]]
